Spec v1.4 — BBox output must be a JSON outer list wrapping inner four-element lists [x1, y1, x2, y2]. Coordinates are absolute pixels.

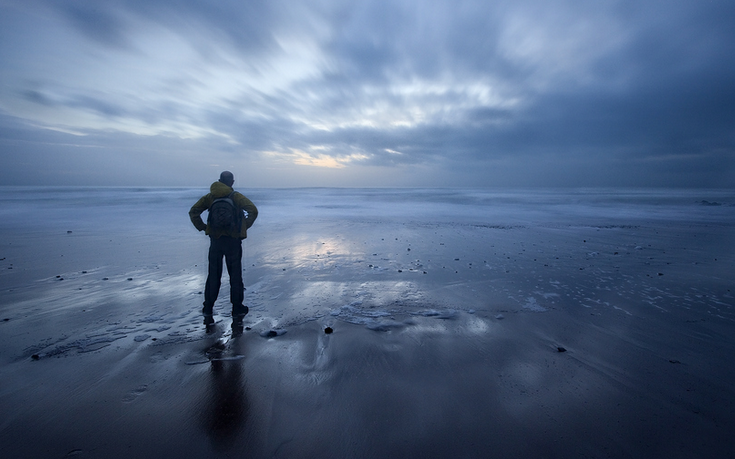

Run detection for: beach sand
[[1, 188, 733, 458]]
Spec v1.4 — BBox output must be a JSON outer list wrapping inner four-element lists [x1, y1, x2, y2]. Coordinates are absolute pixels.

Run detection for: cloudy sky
[[1, 0, 733, 187]]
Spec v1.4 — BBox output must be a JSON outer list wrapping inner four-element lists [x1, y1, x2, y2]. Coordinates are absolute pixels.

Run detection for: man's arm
[[234, 193, 258, 229], [189, 196, 210, 231]]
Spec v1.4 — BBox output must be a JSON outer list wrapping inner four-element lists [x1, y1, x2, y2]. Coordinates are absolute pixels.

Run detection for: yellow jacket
[[189, 181, 258, 239]]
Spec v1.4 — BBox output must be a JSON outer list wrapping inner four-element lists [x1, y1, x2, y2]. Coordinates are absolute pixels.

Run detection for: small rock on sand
[[261, 329, 287, 338]]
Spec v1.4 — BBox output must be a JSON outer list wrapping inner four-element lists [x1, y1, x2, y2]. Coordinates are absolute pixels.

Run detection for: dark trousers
[[204, 236, 244, 311]]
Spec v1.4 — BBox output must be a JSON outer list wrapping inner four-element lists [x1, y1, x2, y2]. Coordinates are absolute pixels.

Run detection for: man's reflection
[[202, 327, 249, 451]]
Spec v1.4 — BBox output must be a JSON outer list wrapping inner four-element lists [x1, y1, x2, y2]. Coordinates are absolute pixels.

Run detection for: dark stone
[[266, 330, 278, 338], [324, 327, 333, 334], [31, 354, 40, 360], [557, 347, 567, 353]]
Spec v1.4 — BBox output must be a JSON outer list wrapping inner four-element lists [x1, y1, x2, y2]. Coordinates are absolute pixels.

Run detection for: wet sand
[[1, 188, 734, 458]]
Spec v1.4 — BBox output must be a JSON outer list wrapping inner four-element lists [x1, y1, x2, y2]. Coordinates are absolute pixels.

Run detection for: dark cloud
[[22, 90, 128, 118], [50, 0, 287, 57], [21, 90, 54, 107], [60, 1, 130, 48]]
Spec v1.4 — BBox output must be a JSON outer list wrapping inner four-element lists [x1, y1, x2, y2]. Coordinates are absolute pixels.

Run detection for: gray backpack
[[207, 192, 242, 233]]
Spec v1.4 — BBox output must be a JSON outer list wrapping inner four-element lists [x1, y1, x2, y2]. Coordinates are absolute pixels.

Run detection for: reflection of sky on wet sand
[[257, 232, 362, 273], [3, 268, 206, 358]]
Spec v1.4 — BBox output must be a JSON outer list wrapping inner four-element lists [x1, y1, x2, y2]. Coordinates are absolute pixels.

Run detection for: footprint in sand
[[122, 385, 148, 403]]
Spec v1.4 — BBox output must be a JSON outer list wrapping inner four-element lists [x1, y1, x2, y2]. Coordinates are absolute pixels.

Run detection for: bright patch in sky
[[266, 148, 369, 169]]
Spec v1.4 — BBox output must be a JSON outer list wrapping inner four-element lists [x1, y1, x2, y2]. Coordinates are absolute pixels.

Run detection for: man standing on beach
[[189, 171, 258, 319]]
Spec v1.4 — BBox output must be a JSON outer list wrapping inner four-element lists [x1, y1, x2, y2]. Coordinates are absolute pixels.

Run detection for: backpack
[[207, 192, 242, 233]]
